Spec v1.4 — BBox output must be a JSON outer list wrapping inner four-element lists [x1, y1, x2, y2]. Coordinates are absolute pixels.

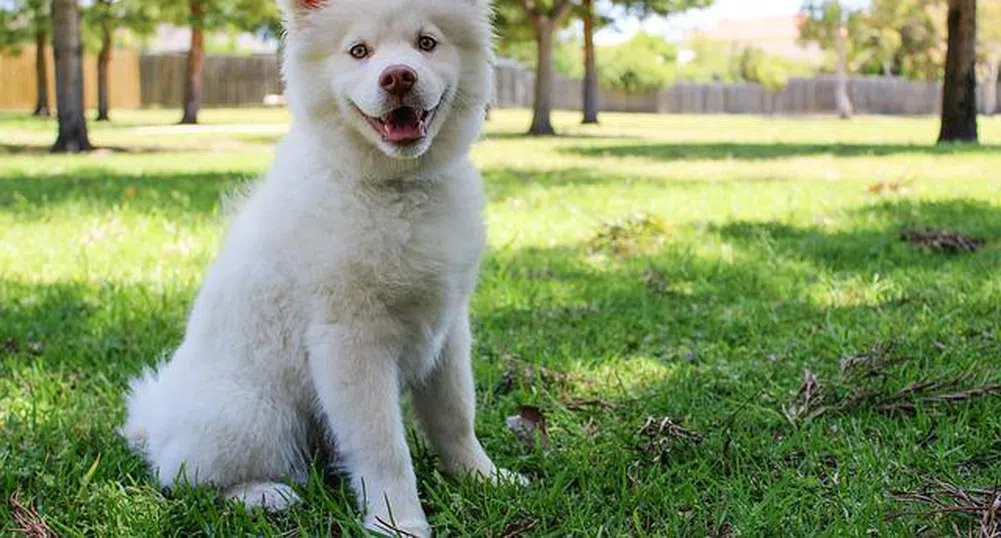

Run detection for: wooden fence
[[5, 49, 999, 116], [139, 53, 283, 108], [493, 62, 1001, 116], [0, 45, 140, 111]]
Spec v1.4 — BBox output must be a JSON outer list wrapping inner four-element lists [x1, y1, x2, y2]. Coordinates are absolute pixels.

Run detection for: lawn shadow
[[561, 142, 1001, 161], [474, 198, 1001, 375], [0, 143, 201, 155], [482, 166, 792, 202], [483, 131, 643, 141], [712, 198, 1001, 275], [3, 197, 999, 537], [0, 168, 253, 217]]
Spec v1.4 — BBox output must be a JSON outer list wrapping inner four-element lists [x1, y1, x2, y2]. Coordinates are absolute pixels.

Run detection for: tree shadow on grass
[[560, 142, 1001, 161], [0, 168, 251, 217], [0, 143, 202, 155], [481, 166, 792, 203], [712, 199, 1001, 275], [483, 131, 644, 141], [2, 197, 999, 536]]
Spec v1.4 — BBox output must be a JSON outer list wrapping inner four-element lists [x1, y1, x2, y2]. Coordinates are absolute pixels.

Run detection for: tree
[[51, 0, 92, 152], [938, 0, 978, 143], [578, 0, 710, 124], [155, 0, 279, 124], [581, 0, 598, 123], [0, 0, 52, 116], [801, 0, 859, 119], [84, 0, 156, 121], [500, 0, 576, 135]]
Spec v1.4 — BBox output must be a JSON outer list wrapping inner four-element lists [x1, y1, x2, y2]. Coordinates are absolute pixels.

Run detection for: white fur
[[121, 0, 520, 535]]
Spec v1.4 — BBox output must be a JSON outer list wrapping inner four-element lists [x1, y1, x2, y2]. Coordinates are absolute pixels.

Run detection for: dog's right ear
[[277, 0, 325, 17]]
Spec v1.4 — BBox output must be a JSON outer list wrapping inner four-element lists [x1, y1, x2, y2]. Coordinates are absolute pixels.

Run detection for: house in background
[[140, 24, 278, 55], [695, 15, 823, 63]]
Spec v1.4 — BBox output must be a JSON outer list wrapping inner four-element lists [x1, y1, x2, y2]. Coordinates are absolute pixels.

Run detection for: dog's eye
[[349, 43, 369, 59], [417, 35, 437, 52]]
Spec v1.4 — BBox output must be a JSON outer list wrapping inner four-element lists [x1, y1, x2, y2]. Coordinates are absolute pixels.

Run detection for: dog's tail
[[120, 366, 162, 451]]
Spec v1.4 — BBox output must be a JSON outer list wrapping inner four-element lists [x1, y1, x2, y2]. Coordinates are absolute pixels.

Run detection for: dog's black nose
[[379, 65, 417, 96]]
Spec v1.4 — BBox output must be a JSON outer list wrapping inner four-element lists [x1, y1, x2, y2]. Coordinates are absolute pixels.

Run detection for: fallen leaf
[[505, 406, 549, 450]]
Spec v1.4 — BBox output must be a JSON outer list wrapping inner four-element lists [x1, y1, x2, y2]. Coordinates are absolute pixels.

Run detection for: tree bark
[[528, 17, 556, 135], [33, 27, 50, 117], [939, 0, 978, 143], [50, 0, 92, 152], [180, 0, 205, 125], [835, 22, 853, 120], [96, 18, 112, 121], [581, 0, 599, 124]]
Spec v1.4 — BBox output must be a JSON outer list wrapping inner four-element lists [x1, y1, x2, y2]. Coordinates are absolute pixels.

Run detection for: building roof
[[697, 14, 823, 62]]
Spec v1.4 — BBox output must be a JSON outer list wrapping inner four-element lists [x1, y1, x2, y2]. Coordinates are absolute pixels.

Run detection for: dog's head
[[279, 0, 494, 162]]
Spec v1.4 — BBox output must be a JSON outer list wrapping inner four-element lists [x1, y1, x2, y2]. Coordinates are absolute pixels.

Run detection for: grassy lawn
[[2, 108, 1001, 536]]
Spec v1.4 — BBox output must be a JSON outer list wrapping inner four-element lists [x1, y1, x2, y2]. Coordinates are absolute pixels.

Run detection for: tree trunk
[[528, 17, 556, 135], [33, 27, 50, 117], [981, 55, 999, 117], [50, 0, 92, 152], [835, 23, 853, 120], [581, 0, 599, 124], [96, 19, 112, 121], [939, 0, 978, 143], [180, 0, 205, 125]]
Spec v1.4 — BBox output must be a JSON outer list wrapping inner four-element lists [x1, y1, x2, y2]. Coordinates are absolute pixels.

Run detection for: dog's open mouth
[[364, 105, 437, 145]]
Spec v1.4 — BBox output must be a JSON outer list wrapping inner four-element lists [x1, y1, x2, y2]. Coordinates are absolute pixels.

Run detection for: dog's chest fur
[[310, 172, 485, 377]]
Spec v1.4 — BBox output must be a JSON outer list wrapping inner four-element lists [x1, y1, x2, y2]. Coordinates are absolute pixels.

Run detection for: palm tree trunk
[[180, 0, 205, 125], [938, 0, 978, 143], [581, 0, 598, 124], [33, 27, 50, 117], [96, 19, 112, 121], [50, 0, 92, 152], [528, 16, 556, 135]]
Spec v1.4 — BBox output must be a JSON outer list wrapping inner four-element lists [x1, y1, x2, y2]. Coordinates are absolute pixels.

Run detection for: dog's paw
[[491, 467, 529, 487], [226, 481, 301, 512], [365, 515, 432, 538]]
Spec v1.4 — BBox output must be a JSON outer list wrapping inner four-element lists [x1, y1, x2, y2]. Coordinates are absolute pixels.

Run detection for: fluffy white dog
[[121, 0, 518, 535]]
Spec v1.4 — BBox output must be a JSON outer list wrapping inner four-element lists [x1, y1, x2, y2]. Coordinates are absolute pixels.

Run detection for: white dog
[[121, 0, 518, 535]]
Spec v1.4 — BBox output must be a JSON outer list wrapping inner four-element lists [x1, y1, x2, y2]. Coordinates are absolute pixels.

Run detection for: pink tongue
[[383, 108, 424, 142]]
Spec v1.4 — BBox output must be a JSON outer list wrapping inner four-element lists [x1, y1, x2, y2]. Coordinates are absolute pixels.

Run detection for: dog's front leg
[[411, 305, 525, 485], [307, 321, 429, 537]]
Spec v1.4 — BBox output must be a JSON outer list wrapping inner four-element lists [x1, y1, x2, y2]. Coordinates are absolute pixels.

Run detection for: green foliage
[[980, 0, 1001, 62], [0, 0, 47, 53], [596, 33, 677, 92], [735, 47, 790, 91], [497, 34, 582, 76], [152, 0, 279, 34], [82, 0, 159, 52], [803, 0, 946, 81]]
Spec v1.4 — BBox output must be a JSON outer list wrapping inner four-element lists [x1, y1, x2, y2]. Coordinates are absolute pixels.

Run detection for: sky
[[594, 0, 872, 45]]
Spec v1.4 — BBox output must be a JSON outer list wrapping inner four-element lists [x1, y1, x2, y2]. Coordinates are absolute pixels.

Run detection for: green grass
[[2, 108, 1001, 536]]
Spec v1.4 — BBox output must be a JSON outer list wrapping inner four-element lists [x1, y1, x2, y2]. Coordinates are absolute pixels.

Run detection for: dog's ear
[[277, 0, 325, 16]]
